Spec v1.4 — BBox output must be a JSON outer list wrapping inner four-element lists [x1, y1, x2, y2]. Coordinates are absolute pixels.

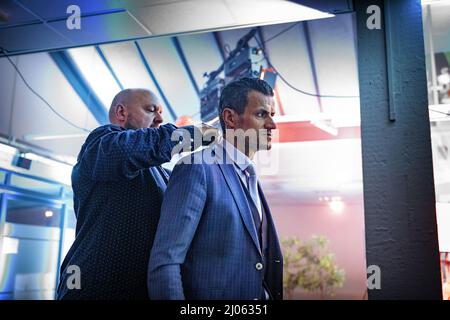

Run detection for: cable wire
[[262, 22, 302, 44], [429, 108, 450, 116], [0, 47, 91, 133], [254, 37, 360, 99]]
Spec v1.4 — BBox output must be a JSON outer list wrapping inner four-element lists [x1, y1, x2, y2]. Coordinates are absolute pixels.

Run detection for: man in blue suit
[[148, 78, 283, 300], [57, 88, 209, 299]]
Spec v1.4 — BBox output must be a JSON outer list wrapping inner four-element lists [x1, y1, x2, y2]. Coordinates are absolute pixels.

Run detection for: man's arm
[[147, 159, 207, 300], [79, 124, 194, 181]]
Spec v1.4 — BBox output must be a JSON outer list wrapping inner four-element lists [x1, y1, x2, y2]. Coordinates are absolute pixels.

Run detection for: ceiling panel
[[308, 13, 360, 126], [48, 10, 152, 47], [259, 22, 320, 115], [137, 37, 201, 120], [99, 41, 167, 114], [131, 0, 235, 35], [18, 0, 124, 20], [130, 0, 333, 36], [224, 0, 333, 25], [0, 0, 38, 26], [290, 0, 353, 14], [0, 23, 71, 53], [5, 53, 98, 157], [1, 0, 335, 57], [176, 32, 224, 89], [68, 46, 121, 109]]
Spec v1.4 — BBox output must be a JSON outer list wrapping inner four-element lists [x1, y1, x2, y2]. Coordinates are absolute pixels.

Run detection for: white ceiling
[[0, 0, 333, 56]]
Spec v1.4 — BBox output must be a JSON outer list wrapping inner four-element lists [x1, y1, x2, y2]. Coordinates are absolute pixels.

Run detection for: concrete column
[[355, 0, 442, 299]]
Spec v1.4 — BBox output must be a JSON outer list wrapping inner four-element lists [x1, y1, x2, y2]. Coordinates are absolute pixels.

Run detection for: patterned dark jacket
[[57, 124, 190, 299]]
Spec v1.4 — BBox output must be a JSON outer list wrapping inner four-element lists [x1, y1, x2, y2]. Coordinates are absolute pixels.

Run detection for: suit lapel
[[217, 161, 262, 256]]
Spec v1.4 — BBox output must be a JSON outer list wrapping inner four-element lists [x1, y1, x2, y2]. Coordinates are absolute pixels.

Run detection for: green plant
[[281, 235, 345, 299]]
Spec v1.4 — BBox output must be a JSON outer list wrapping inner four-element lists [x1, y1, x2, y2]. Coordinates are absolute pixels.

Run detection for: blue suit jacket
[[148, 147, 283, 300]]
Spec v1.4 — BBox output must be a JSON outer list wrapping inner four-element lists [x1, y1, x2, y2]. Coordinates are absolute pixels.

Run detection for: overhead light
[[421, 0, 450, 5], [68, 46, 121, 109], [0, 143, 17, 155], [23, 133, 88, 141], [329, 197, 344, 214], [318, 195, 345, 214], [22, 152, 74, 185], [44, 210, 54, 218], [1, 237, 19, 255]]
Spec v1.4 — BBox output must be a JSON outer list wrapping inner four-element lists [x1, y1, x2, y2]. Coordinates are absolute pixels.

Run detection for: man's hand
[[195, 123, 221, 146], [172, 123, 220, 155]]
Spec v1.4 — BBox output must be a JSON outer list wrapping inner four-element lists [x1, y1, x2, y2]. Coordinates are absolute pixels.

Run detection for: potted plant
[[282, 235, 345, 299]]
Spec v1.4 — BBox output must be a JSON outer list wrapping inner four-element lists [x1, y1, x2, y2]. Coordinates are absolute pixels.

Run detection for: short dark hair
[[218, 77, 274, 131]]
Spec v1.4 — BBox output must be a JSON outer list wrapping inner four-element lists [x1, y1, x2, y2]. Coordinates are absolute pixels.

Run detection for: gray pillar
[[355, 0, 442, 299]]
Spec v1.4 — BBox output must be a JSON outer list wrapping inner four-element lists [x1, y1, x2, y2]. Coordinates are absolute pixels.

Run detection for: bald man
[[57, 89, 203, 300]]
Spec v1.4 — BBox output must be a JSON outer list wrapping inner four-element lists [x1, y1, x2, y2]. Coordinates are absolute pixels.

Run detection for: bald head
[[109, 88, 163, 129]]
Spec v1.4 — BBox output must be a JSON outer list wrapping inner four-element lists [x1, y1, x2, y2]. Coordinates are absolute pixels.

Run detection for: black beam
[[355, 0, 442, 299]]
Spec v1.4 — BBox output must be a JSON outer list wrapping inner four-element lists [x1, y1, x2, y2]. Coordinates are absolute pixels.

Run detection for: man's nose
[[266, 116, 277, 130], [154, 112, 163, 124]]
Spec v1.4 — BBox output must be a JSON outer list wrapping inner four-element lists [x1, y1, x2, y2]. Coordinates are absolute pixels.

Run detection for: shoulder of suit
[[174, 146, 219, 167]]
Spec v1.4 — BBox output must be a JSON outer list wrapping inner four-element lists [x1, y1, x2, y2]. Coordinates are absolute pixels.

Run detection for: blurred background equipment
[[199, 28, 271, 124]]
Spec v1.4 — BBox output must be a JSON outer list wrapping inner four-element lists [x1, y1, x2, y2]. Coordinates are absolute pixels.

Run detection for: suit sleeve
[[80, 124, 195, 181], [147, 159, 207, 300]]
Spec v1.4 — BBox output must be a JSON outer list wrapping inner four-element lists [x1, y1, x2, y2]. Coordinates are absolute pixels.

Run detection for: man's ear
[[115, 104, 127, 122], [222, 108, 239, 129]]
